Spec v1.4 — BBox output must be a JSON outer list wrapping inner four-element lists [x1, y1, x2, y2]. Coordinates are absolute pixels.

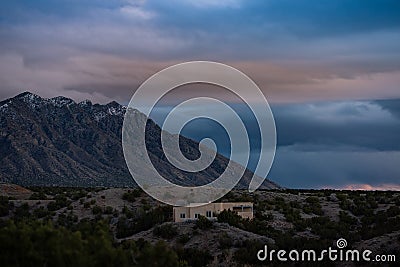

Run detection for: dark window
[[233, 206, 242, 212]]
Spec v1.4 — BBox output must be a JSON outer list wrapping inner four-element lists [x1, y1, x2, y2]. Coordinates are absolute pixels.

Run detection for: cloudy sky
[[1, 0, 400, 189]]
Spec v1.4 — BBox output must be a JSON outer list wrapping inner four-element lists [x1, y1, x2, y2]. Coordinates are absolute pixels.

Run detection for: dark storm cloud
[[150, 99, 400, 188], [268, 99, 400, 188], [156, 100, 400, 154], [375, 99, 400, 119], [273, 100, 400, 151], [269, 149, 400, 189]]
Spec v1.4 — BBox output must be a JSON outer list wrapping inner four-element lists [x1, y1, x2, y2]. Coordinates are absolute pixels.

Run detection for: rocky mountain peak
[[78, 99, 92, 107], [15, 91, 43, 107], [15, 91, 41, 99], [0, 92, 280, 189], [49, 96, 75, 107]]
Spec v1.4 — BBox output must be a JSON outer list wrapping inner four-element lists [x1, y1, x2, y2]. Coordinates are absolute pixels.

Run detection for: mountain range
[[0, 92, 279, 189]]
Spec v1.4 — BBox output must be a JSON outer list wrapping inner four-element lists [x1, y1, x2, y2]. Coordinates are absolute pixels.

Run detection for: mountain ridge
[[0, 92, 280, 189]]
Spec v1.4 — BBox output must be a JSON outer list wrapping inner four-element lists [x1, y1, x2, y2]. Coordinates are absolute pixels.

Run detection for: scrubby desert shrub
[[116, 216, 135, 238], [29, 191, 47, 200], [14, 203, 31, 220], [33, 206, 51, 219], [137, 241, 180, 267], [104, 206, 114, 214], [177, 234, 190, 244], [217, 209, 242, 227], [218, 232, 233, 249], [234, 239, 265, 265], [122, 189, 142, 202], [92, 205, 102, 215], [153, 224, 178, 239], [0, 196, 12, 217], [195, 215, 213, 230], [176, 247, 212, 267]]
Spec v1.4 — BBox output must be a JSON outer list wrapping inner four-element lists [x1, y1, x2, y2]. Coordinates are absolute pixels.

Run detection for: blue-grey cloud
[[375, 99, 400, 119], [149, 99, 400, 188], [2, 0, 399, 62], [269, 149, 400, 189], [273, 100, 400, 151]]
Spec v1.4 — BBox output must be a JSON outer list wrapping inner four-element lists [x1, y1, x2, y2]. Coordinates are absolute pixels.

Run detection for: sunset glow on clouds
[[0, 0, 399, 103], [331, 184, 400, 191]]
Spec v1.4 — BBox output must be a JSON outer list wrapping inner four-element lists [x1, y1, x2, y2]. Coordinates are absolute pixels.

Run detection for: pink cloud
[[323, 183, 400, 191]]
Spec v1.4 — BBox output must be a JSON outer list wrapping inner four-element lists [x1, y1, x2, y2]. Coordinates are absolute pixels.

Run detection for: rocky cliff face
[[0, 92, 279, 189]]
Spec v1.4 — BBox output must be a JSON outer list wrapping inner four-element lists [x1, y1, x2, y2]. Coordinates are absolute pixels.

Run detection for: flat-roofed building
[[173, 202, 253, 222]]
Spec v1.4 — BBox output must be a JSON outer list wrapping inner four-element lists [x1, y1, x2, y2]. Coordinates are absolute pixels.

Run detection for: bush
[[46, 195, 71, 211], [122, 190, 141, 202], [47, 201, 59, 211], [303, 196, 324, 215], [195, 215, 213, 230], [33, 206, 51, 219], [0, 196, 12, 217], [153, 224, 178, 239], [177, 234, 190, 244], [14, 203, 31, 220], [218, 232, 233, 249], [57, 212, 78, 228], [137, 241, 180, 267], [118, 205, 171, 238], [303, 202, 324, 216], [92, 206, 102, 215], [217, 209, 242, 227], [29, 191, 47, 200], [305, 196, 319, 204], [234, 239, 265, 265], [0, 219, 133, 267], [176, 247, 212, 267], [116, 217, 135, 238], [123, 206, 136, 219], [104, 206, 114, 214]]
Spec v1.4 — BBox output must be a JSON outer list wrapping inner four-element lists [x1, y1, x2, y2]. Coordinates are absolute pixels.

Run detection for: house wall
[[173, 202, 253, 222]]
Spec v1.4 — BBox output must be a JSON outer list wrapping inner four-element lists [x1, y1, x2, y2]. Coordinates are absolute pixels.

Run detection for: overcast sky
[[1, 0, 400, 103], [1, 0, 399, 189]]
